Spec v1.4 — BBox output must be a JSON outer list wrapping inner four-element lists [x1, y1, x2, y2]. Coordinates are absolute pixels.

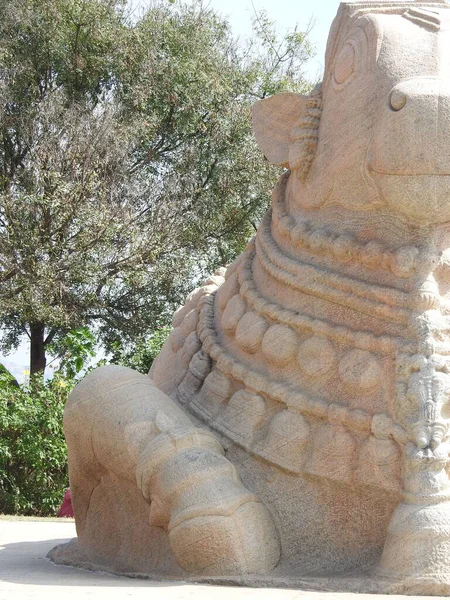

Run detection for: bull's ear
[[252, 92, 307, 167]]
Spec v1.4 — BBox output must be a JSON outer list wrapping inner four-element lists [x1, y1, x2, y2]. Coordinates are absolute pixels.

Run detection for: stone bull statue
[[50, 0, 450, 593]]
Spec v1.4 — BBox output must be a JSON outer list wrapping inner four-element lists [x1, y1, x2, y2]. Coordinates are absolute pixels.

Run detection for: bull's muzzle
[[370, 77, 450, 223]]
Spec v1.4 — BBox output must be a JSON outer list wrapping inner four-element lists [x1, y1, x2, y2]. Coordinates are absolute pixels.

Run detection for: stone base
[[47, 537, 450, 595]]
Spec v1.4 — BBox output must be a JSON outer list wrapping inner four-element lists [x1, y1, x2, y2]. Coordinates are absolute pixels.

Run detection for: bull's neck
[[273, 171, 450, 268], [249, 172, 450, 467], [255, 171, 450, 357]]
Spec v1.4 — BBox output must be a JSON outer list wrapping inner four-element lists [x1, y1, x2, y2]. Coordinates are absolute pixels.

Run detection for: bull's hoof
[[168, 500, 280, 576], [377, 499, 450, 594]]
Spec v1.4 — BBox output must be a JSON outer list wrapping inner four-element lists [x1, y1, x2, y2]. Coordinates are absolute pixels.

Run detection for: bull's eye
[[334, 43, 356, 85]]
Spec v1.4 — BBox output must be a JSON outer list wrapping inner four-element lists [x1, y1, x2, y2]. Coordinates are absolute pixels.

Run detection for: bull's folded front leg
[[64, 365, 280, 576]]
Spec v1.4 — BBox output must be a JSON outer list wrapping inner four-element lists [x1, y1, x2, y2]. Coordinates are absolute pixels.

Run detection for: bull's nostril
[[390, 90, 407, 111]]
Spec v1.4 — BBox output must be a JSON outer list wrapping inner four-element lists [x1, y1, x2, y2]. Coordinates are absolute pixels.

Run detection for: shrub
[[0, 372, 73, 516]]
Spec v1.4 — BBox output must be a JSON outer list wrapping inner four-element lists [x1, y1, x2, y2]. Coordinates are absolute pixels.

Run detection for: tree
[[0, 0, 314, 376]]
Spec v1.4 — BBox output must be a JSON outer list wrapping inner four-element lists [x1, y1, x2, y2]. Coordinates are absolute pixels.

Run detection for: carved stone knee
[[64, 365, 279, 576]]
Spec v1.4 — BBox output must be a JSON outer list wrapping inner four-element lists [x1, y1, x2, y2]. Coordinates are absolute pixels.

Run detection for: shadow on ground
[[0, 537, 182, 588]]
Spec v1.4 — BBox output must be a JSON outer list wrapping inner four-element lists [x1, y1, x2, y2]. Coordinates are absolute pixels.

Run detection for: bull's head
[[253, 0, 450, 224]]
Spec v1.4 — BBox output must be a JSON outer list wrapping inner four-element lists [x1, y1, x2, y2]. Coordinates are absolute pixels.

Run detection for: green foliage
[[0, 363, 18, 387], [48, 327, 97, 379], [0, 372, 72, 516], [0, 0, 125, 106], [109, 326, 171, 374]]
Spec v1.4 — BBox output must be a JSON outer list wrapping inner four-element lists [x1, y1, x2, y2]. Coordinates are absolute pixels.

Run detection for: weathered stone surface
[[50, 1, 450, 594]]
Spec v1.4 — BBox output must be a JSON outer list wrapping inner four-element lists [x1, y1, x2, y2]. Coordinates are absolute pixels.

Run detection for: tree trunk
[[30, 323, 46, 377]]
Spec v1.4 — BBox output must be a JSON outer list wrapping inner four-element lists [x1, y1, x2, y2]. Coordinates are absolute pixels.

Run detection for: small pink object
[[57, 488, 74, 518]]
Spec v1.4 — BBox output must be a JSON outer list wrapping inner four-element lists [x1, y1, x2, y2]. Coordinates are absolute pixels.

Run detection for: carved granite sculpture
[[49, 0, 450, 594]]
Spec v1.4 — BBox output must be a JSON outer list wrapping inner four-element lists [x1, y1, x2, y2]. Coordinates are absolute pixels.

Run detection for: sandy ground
[[0, 518, 445, 600]]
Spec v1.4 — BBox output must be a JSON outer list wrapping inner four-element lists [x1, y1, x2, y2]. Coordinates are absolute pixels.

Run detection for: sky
[[203, 0, 340, 79], [0, 0, 341, 381]]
